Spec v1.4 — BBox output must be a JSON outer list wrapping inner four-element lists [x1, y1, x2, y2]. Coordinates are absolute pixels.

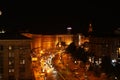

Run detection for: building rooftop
[[0, 33, 31, 40]]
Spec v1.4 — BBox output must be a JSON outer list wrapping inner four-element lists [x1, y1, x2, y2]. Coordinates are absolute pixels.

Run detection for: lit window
[[9, 60, 14, 65], [117, 47, 120, 58], [99, 58, 102, 64], [8, 60, 14, 65], [20, 59, 25, 64], [8, 46, 12, 50], [9, 61, 12, 65], [9, 52, 14, 57], [9, 69, 14, 73]]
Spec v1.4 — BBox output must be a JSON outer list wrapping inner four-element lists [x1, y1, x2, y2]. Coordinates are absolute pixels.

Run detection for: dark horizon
[[0, 1, 120, 34]]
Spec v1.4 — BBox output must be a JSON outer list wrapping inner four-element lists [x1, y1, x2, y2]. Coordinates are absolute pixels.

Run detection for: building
[[88, 33, 120, 58], [22, 33, 74, 50], [84, 23, 120, 65], [87, 24, 120, 61], [87, 23, 120, 60], [22, 32, 90, 80], [0, 33, 34, 80]]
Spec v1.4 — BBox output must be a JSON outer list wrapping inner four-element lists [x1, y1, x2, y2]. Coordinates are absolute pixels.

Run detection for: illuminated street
[[31, 49, 105, 80], [31, 49, 65, 80]]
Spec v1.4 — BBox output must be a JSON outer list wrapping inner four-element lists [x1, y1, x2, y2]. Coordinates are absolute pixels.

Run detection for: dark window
[[19, 50, 25, 59], [19, 67, 25, 73], [0, 57, 3, 65], [0, 45, 3, 51], [8, 59, 14, 66], [8, 75, 15, 80], [19, 78, 25, 80], [0, 74, 4, 80], [0, 52, 3, 74], [0, 68, 3, 74]]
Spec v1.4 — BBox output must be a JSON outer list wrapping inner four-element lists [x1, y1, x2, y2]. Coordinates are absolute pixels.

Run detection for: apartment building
[[0, 33, 34, 80]]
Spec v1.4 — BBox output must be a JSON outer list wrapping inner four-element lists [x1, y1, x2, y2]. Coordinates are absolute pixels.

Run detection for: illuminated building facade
[[22, 33, 90, 55], [22, 33, 74, 50], [0, 33, 34, 80]]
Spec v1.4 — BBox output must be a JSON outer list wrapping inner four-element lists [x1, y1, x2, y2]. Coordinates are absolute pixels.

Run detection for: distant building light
[[32, 57, 38, 61], [78, 35, 81, 46], [67, 27, 72, 30], [0, 29, 5, 33], [8, 46, 12, 50], [112, 59, 117, 63]]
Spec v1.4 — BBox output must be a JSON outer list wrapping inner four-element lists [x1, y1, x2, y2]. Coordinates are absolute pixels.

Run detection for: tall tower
[[88, 23, 93, 33], [88, 22, 93, 54], [88, 23, 93, 37]]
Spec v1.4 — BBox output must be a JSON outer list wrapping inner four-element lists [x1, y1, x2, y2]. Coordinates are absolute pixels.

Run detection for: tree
[[101, 56, 112, 74], [66, 42, 76, 55], [75, 46, 88, 63], [66, 42, 88, 63]]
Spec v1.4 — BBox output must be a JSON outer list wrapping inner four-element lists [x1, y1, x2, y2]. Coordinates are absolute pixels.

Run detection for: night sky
[[0, 1, 120, 34]]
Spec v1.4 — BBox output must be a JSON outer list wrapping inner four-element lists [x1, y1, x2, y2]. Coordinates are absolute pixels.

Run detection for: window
[[19, 67, 25, 73], [20, 59, 25, 65], [8, 60, 14, 66], [0, 45, 3, 51], [9, 68, 14, 73], [0, 53, 3, 66], [117, 47, 120, 58], [9, 52, 14, 57], [8, 75, 15, 80], [0, 74, 3, 79], [0, 68, 3, 74], [19, 52, 25, 59], [0, 53, 3, 74], [8, 46, 12, 50]]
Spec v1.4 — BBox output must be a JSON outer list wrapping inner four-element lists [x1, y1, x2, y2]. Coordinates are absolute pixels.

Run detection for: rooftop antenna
[[88, 22, 93, 37]]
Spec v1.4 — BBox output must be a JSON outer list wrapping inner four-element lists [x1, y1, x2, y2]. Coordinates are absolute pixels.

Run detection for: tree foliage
[[66, 42, 88, 63], [66, 42, 76, 54], [101, 56, 113, 74], [75, 47, 88, 62]]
